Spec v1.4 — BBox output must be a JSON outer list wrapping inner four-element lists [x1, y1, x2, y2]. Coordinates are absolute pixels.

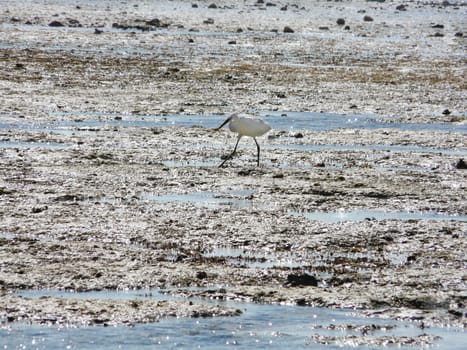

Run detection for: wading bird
[[215, 113, 272, 167]]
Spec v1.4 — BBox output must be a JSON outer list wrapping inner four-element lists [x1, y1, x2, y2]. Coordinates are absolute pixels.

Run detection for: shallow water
[[203, 246, 304, 269], [4, 289, 465, 350], [143, 190, 255, 209], [2, 111, 465, 133], [141, 190, 466, 223], [205, 246, 408, 270], [293, 210, 467, 223], [0, 141, 68, 149], [270, 143, 467, 156]]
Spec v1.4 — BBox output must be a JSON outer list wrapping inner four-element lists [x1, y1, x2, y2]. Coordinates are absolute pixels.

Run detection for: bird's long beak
[[214, 115, 232, 130]]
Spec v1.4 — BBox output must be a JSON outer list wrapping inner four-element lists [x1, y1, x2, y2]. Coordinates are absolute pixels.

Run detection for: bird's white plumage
[[228, 115, 271, 137]]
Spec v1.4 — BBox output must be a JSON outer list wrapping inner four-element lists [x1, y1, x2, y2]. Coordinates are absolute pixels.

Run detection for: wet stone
[[196, 271, 208, 279], [455, 158, 467, 169], [284, 273, 318, 287], [48, 20, 64, 27]]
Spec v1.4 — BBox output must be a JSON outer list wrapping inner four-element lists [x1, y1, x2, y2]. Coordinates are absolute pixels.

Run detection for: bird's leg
[[253, 137, 260, 166], [219, 136, 241, 167]]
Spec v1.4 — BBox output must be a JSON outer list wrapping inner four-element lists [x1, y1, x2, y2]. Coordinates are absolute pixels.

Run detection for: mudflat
[[0, 0, 466, 334]]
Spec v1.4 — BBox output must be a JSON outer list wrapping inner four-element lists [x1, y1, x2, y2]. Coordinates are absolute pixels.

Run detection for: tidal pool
[[141, 190, 466, 224], [270, 143, 467, 156], [294, 210, 467, 223], [0, 141, 68, 149], [53, 111, 467, 133], [143, 190, 255, 209], [3, 111, 465, 133], [203, 246, 304, 269], [203, 246, 409, 271], [4, 289, 465, 350]]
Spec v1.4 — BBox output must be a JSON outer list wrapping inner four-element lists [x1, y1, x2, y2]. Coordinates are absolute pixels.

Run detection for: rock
[[280, 5, 288, 11], [266, 2, 276, 6], [283, 26, 294, 33], [396, 295, 440, 309], [344, 25, 350, 30], [53, 194, 84, 202], [284, 273, 318, 287], [208, 3, 217, 9], [203, 18, 214, 25], [146, 18, 161, 27], [448, 309, 463, 318], [196, 271, 208, 279], [454, 32, 463, 37], [294, 132, 304, 138], [67, 18, 81, 27], [296, 298, 307, 306], [32, 206, 48, 213], [396, 4, 407, 11], [455, 159, 467, 169], [49, 20, 64, 27], [228, 40, 236, 45], [336, 18, 345, 25], [272, 172, 284, 178], [363, 16, 374, 22], [319, 26, 329, 30], [431, 24, 444, 29], [433, 32, 444, 37], [192, 3, 198, 8], [442, 109, 451, 115]]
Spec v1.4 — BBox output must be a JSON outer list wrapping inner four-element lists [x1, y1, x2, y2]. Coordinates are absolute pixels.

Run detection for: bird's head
[[214, 113, 238, 131]]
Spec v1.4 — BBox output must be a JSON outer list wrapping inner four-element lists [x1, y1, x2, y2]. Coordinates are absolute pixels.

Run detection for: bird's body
[[215, 114, 271, 167], [227, 115, 271, 137]]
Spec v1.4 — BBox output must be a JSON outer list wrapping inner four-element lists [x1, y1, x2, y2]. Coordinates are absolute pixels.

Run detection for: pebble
[[284, 273, 318, 287], [455, 159, 467, 169], [48, 20, 64, 27]]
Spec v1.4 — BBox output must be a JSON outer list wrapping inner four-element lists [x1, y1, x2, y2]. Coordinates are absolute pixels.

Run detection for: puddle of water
[[4, 111, 465, 133], [271, 143, 467, 156], [5, 289, 465, 350], [143, 190, 255, 209], [292, 210, 467, 223], [204, 247, 408, 276], [162, 160, 219, 167], [0, 141, 68, 149], [203, 247, 303, 269], [260, 111, 467, 133]]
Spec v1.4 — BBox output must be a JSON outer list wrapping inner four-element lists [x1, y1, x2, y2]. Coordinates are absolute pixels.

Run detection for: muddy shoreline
[[0, 0, 466, 335]]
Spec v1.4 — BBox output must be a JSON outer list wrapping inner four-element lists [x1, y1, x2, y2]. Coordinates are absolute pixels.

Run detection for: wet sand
[[0, 0, 466, 335]]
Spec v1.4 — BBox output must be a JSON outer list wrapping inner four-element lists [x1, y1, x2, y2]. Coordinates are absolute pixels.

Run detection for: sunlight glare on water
[[2, 289, 466, 350]]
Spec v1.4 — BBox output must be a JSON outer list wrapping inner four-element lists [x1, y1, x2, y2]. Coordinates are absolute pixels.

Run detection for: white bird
[[215, 113, 272, 167]]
